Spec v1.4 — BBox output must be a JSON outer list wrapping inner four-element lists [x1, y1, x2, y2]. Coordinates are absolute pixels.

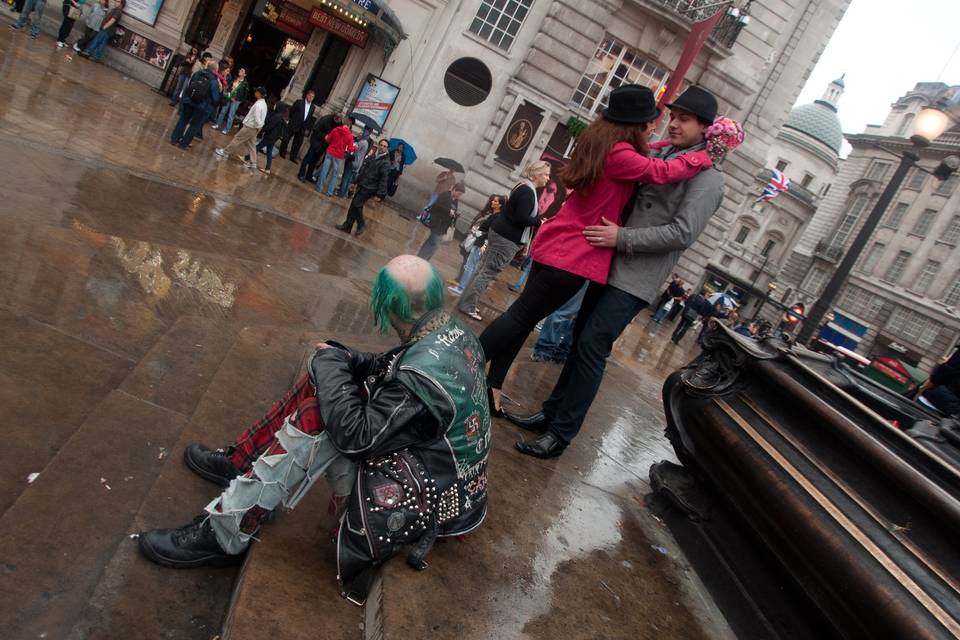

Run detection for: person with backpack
[[297, 113, 340, 183], [337, 126, 371, 197], [168, 47, 199, 106], [169, 59, 222, 150], [315, 117, 356, 196], [215, 86, 267, 169], [254, 100, 287, 175]]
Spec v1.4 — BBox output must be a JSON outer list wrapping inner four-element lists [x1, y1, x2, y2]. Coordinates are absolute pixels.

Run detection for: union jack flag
[[755, 169, 790, 203]]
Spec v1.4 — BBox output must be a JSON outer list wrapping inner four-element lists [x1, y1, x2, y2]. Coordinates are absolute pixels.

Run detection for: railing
[[649, 1, 750, 49], [814, 239, 845, 263]]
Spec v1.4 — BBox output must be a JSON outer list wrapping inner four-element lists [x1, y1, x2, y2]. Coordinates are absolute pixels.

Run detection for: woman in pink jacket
[[479, 85, 712, 415]]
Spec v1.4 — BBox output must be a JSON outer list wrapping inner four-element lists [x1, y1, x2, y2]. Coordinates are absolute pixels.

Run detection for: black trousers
[[280, 128, 306, 161], [298, 142, 326, 180], [671, 316, 694, 343], [342, 188, 376, 231], [479, 262, 585, 389], [666, 300, 683, 321], [57, 8, 75, 42], [542, 283, 648, 444]]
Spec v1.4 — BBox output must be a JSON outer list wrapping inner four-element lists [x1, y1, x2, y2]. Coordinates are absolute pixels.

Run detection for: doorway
[[307, 36, 351, 104], [231, 17, 307, 98]]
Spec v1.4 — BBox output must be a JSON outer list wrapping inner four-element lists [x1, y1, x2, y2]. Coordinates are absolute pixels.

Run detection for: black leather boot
[[139, 516, 243, 569], [515, 432, 567, 459], [184, 444, 241, 487], [505, 411, 550, 433]]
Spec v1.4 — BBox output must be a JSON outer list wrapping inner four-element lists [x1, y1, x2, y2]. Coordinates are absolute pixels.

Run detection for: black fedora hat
[[666, 86, 718, 123], [602, 84, 661, 124]]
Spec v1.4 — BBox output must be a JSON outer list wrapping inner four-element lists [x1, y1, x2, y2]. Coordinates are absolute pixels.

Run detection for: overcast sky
[[795, 0, 960, 137]]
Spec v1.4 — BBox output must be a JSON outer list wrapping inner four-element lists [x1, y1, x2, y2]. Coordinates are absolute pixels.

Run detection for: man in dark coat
[[138, 255, 491, 605], [334, 138, 391, 237], [298, 112, 341, 182], [169, 59, 222, 150], [919, 346, 960, 416], [279, 89, 316, 162]]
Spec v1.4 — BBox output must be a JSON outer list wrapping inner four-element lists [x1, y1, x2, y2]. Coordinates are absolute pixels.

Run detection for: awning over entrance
[[313, 0, 406, 56]]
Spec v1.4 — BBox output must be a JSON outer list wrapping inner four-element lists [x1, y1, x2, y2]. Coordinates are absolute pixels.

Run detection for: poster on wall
[[353, 75, 401, 130], [123, 0, 164, 26], [110, 26, 173, 70], [494, 101, 544, 167]]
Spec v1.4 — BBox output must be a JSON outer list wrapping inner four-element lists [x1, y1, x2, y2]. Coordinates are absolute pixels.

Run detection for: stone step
[[0, 315, 237, 640]]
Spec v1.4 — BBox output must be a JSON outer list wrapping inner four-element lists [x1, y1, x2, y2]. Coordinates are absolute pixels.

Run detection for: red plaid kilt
[[229, 372, 326, 472]]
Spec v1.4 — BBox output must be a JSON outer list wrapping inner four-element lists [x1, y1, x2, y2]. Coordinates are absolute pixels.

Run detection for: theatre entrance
[[230, 2, 309, 98]]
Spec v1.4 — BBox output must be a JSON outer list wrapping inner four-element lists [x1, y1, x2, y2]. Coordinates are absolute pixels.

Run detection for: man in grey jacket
[[509, 87, 726, 458]]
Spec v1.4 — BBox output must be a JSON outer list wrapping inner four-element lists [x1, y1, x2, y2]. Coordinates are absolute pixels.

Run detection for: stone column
[[207, 0, 247, 60], [282, 29, 328, 103]]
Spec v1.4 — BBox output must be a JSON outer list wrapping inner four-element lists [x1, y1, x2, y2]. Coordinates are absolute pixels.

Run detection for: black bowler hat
[[666, 86, 718, 123], [602, 84, 661, 124]]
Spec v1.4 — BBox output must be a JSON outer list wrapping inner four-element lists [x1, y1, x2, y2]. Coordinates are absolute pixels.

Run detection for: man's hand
[[583, 217, 620, 247], [315, 342, 334, 350]]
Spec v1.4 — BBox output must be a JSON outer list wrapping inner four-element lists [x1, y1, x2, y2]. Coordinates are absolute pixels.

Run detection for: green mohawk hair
[[370, 263, 445, 334]]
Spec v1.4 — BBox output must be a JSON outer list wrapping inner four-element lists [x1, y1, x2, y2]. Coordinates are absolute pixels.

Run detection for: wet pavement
[[0, 20, 729, 640]]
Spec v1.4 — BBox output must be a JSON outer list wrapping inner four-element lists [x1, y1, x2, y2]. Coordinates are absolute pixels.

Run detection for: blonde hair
[[520, 160, 551, 181]]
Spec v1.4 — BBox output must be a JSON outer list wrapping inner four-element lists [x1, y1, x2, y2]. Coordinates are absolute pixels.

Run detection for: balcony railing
[[814, 239, 845, 263], [650, 1, 750, 49]]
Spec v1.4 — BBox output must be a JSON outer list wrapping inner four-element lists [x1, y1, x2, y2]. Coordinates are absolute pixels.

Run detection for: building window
[[895, 112, 915, 137], [775, 159, 789, 172], [865, 161, 891, 181], [835, 194, 869, 247], [443, 58, 493, 106], [883, 250, 912, 284], [837, 285, 884, 322], [821, 183, 831, 197], [882, 202, 909, 229], [800, 173, 814, 188], [804, 267, 828, 295], [906, 168, 927, 191], [734, 226, 750, 244], [885, 307, 942, 349], [942, 216, 960, 245], [936, 174, 959, 195], [571, 36, 668, 118], [468, 0, 532, 50], [944, 278, 960, 306], [760, 239, 776, 258], [720, 255, 733, 267], [910, 208, 937, 237], [913, 260, 941, 295], [857, 242, 885, 274]]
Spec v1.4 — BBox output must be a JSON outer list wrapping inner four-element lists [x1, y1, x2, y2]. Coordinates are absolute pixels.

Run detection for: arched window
[[896, 112, 915, 137]]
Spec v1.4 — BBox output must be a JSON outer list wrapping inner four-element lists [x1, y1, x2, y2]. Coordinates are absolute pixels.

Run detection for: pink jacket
[[325, 125, 358, 159], [531, 142, 710, 284]]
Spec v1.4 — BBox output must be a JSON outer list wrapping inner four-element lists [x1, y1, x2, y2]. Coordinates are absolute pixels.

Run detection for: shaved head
[[371, 255, 444, 336]]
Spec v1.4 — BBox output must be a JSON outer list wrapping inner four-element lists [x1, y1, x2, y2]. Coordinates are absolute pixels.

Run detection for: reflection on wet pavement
[[0, 23, 728, 640]]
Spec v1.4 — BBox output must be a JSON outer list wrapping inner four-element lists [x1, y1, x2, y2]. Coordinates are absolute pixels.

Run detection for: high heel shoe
[[487, 386, 505, 419]]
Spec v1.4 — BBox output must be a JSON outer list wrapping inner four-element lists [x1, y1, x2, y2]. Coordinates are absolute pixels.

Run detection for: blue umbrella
[[388, 138, 417, 166], [708, 292, 739, 309]]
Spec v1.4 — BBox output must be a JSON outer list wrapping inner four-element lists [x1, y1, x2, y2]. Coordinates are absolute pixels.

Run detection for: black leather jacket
[[352, 153, 391, 198]]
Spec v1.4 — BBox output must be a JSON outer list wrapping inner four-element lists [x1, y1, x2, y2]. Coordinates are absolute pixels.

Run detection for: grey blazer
[[608, 144, 724, 304]]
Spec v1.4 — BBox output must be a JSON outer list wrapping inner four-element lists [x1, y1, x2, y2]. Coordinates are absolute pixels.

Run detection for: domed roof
[[783, 99, 844, 156]]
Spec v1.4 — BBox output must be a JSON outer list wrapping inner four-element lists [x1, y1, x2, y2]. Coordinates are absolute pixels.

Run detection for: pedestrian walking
[[9, 0, 48, 39], [448, 194, 504, 296], [417, 183, 466, 261], [334, 138, 390, 237], [654, 276, 685, 322], [56, 0, 84, 48], [477, 85, 715, 418], [315, 117, 356, 196], [254, 99, 286, 174], [456, 161, 548, 323], [71, 0, 106, 52], [169, 59, 222, 150], [531, 282, 588, 363], [78, 0, 123, 62], [168, 47, 199, 106], [297, 113, 340, 182], [671, 292, 708, 344], [215, 86, 267, 169], [387, 143, 405, 197], [337, 126, 371, 197], [424, 170, 457, 212], [278, 89, 316, 162], [507, 95, 742, 459], [216, 68, 249, 134]]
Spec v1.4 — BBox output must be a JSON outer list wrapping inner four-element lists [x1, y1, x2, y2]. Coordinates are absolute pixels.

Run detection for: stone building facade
[[780, 82, 960, 370]]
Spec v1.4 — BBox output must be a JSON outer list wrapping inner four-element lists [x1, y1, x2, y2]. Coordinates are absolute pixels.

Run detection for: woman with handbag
[[448, 194, 504, 296], [56, 0, 84, 48], [416, 183, 466, 261]]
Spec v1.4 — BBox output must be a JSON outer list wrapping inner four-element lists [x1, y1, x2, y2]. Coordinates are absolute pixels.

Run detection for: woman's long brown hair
[[559, 118, 650, 193]]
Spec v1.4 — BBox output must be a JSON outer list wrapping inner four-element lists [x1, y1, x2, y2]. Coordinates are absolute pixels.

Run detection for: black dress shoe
[[183, 444, 240, 487], [515, 432, 567, 459], [354, 225, 366, 237], [139, 516, 243, 569], [487, 387, 505, 419], [505, 411, 550, 433], [334, 222, 351, 232]]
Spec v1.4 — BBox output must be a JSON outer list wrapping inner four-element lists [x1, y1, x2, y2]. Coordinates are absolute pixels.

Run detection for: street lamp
[[797, 105, 958, 345]]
